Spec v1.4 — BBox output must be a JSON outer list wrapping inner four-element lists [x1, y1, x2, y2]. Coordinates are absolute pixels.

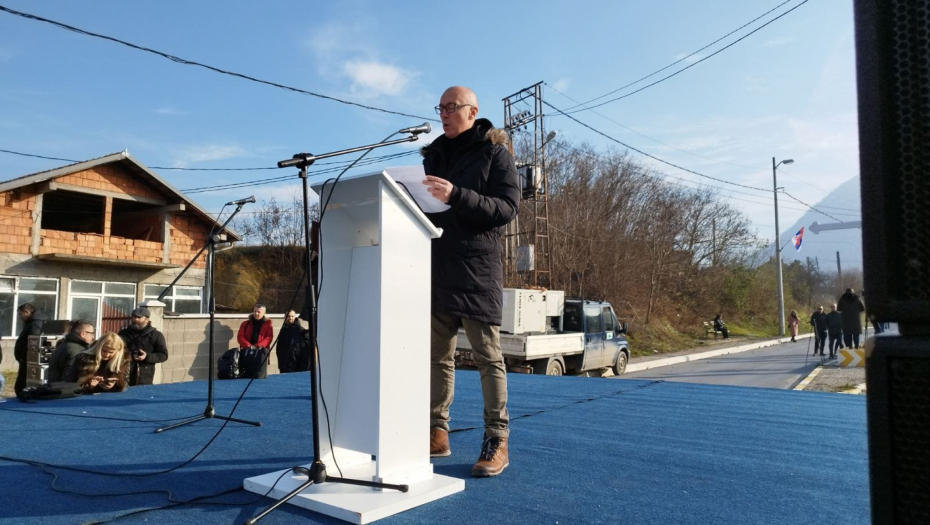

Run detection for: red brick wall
[[0, 190, 36, 254], [0, 162, 214, 268], [168, 215, 208, 269], [57, 165, 162, 199]]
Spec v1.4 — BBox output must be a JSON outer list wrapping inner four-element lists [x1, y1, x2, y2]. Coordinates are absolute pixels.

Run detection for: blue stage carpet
[[0, 372, 869, 524]]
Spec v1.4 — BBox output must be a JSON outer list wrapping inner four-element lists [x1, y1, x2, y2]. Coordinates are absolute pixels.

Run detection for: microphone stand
[[155, 201, 262, 434], [247, 134, 420, 524]]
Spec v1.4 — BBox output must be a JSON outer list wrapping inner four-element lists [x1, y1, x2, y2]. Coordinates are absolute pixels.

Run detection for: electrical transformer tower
[[502, 81, 551, 289]]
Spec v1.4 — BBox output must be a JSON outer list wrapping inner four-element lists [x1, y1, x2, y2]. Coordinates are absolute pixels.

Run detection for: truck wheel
[[533, 358, 564, 376], [613, 351, 628, 376]]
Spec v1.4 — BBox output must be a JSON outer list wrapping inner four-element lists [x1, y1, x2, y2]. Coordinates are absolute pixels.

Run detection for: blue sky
[[0, 0, 860, 245]]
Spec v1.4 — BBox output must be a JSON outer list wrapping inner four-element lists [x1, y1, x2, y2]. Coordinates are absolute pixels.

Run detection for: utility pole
[[711, 218, 717, 267], [772, 157, 794, 336], [836, 251, 843, 286], [503, 82, 551, 289]]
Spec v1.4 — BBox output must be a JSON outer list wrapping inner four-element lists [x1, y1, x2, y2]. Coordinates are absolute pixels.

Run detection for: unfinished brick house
[[0, 151, 239, 363]]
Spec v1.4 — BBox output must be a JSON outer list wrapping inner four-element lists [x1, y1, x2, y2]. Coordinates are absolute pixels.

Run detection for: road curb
[[625, 333, 814, 374], [794, 366, 823, 391]]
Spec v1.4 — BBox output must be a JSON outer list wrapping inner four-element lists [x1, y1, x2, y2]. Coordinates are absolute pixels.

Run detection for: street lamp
[[773, 157, 794, 337]]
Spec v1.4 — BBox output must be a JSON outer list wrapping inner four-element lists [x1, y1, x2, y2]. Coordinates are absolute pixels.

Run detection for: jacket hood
[[421, 118, 509, 157]]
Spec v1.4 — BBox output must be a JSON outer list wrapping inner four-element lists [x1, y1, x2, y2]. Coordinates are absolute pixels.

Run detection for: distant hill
[[777, 177, 862, 271]]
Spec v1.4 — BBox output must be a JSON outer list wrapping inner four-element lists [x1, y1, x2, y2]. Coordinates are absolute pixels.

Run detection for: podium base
[[243, 461, 464, 524]]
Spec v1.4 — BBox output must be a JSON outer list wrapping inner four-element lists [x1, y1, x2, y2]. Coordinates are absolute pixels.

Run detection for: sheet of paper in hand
[[384, 165, 450, 214]]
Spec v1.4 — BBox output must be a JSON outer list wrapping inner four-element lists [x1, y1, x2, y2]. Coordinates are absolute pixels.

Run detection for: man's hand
[[423, 175, 453, 203], [134, 349, 147, 361]]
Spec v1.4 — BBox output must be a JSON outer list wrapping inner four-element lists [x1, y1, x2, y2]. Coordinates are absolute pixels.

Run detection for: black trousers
[[720, 327, 729, 339], [828, 333, 842, 354], [815, 332, 827, 354], [843, 333, 861, 348], [14, 359, 27, 396]]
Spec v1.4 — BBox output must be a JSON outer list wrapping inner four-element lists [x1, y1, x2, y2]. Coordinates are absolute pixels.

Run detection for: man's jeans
[[430, 312, 509, 439]]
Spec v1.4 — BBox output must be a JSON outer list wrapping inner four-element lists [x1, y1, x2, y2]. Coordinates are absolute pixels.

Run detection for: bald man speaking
[[421, 86, 520, 477]]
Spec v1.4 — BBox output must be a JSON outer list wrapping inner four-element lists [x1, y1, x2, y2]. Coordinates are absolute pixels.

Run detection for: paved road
[[619, 338, 827, 389]]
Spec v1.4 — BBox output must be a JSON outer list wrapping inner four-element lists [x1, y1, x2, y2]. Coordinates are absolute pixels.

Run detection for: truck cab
[[556, 299, 629, 376]]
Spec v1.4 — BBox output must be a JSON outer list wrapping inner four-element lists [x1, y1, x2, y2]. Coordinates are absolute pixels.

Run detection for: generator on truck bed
[[456, 289, 630, 376]]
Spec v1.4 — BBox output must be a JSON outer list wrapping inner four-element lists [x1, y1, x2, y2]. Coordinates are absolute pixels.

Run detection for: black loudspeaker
[[854, 0, 930, 325], [866, 337, 930, 524]]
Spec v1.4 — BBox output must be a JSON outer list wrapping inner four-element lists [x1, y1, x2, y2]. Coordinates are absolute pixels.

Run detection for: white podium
[[244, 168, 463, 524]]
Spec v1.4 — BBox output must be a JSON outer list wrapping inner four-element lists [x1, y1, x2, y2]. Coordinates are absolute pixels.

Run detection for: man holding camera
[[118, 307, 168, 386]]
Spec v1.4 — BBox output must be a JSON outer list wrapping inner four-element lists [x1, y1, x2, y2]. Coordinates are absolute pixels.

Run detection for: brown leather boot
[[471, 436, 509, 477], [430, 427, 451, 457]]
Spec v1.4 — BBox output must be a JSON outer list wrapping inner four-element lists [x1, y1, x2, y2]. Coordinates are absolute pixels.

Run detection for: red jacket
[[237, 316, 274, 348]]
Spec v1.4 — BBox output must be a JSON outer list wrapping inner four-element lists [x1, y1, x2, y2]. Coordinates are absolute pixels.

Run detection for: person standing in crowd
[[13, 303, 46, 396], [837, 288, 866, 349], [826, 304, 844, 359], [809, 306, 828, 357], [787, 311, 800, 343], [118, 307, 168, 386], [713, 314, 729, 340], [76, 332, 129, 394], [48, 320, 95, 382], [422, 86, 520, 478], [276, 309, 310, 373], [237, 303, 273, 350]]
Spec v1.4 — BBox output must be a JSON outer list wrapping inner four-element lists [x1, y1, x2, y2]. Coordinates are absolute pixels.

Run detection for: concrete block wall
[[157, 314, 287, 383]]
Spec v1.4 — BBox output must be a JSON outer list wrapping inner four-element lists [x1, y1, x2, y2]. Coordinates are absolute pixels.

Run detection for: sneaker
[[430, 428, 451, 458], [471, 436, 509, 477]]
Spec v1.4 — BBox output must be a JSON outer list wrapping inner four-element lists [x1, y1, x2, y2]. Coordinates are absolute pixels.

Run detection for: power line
[[543, 140, 860, 217], [782, 191, 859, 225], [563, 0, 811, 113], [545, 82, 769, 172], [181, 151, 419, 193], [0, 4, 438, 123], [564, 0, 796, 111], [543, 100, 771, 192], [0, 147, 418, 171]]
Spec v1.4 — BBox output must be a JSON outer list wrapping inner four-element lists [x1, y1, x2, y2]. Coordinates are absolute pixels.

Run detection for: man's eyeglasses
[[434, 103, 474, 115]]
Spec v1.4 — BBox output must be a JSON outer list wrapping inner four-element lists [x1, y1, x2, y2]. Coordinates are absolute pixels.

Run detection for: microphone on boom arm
[[398, 122, 431, 135], [226, 196, 256, 206]]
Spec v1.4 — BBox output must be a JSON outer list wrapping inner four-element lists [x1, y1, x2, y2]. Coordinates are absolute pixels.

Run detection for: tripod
[[247, 133, 424, 524], [155, 201, 261, 434]]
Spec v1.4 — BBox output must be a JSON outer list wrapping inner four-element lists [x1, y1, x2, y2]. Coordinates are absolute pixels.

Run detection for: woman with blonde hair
[[76, 332, 129, 393], [788, 310, 800, 343]]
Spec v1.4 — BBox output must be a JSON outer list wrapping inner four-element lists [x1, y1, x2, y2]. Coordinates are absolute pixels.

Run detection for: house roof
[[0, 151, 241, 241]]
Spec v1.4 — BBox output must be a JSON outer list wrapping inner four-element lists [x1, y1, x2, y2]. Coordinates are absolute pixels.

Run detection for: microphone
[[398, 122, 431, 135], [226, 196, 256, 206]]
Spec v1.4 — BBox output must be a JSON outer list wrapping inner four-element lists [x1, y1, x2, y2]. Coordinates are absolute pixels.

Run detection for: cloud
[[342, 60, 414, 97], [673, 52, 704, 64], [172, 144, 248, 168], [155, 106, 186, 116], [552, 78, 571, 93], [764, 36, 795, 47]]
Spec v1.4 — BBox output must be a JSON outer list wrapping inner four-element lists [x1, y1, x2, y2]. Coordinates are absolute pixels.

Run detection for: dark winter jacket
[[810, 311, 828, 334], [826, 311, 843, 335], [837, 292, 865, 335], [118, 324, 168, 386], [421, 118, 520, 325], [48, 332, 90, 383], [713, 318, 726, 331], [276, 321, 310, 373], [13, 312, 46, 363], [75, 347, 129, 394], [237, 316, 273, 348]]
